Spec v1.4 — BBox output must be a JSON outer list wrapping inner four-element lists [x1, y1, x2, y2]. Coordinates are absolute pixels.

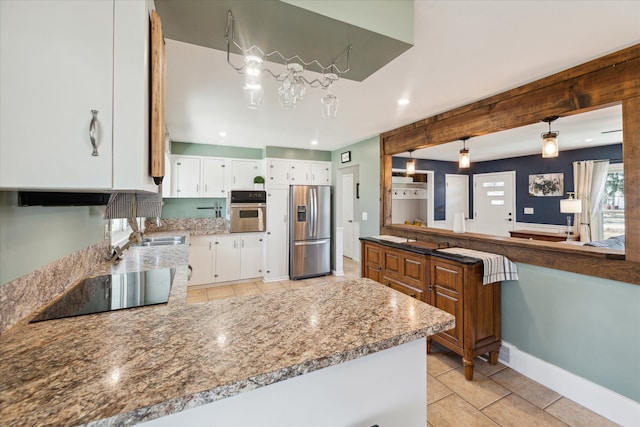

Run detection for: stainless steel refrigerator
[[289, 185, 331, 279]]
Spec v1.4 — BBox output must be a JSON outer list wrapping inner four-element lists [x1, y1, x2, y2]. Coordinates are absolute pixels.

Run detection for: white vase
[[453, 212, 466, 233]]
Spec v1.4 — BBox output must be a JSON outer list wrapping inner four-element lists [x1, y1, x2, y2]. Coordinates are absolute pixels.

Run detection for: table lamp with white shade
[[560, 192, 582, 241]]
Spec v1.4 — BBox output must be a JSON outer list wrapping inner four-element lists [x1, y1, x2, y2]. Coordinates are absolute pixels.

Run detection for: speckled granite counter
[[0, 242, 455, 426]]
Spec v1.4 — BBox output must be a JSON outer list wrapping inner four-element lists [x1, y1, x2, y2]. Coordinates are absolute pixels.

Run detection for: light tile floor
[[186, 257, 619, 427]]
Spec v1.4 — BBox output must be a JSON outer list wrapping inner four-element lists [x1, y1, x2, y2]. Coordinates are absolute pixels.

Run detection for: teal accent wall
[[503, 263, 640, 403], [331, 135, 380, 240], [162, 198, 227, 219], [0, 192, 105, 285], [265, 146, 331, 161], [172, 141, 262, 159]]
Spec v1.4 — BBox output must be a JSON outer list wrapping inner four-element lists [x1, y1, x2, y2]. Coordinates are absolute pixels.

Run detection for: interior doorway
[[445, 174, 469, 229], [338, 165, 359, 260], [473, 171, 516, 236]]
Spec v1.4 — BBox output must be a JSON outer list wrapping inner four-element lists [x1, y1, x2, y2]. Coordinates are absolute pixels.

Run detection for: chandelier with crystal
[[224, 11, 351, 118]]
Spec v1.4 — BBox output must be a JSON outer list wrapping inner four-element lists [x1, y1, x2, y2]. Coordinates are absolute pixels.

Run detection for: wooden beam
[[383, 56, 640, 155], [623, 96, 640, 262], [380, 43, 640, 284]]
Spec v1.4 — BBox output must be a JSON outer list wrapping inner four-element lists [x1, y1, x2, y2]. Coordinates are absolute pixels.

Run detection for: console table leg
[[463, 357, 474, 380], [489, 350, 499, 365]]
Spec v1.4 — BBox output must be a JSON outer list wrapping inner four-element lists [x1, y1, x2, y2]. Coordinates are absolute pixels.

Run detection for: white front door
[[473, 171, 516, 236], [445, 174, 469, 229], [342, 173, 355, 259]]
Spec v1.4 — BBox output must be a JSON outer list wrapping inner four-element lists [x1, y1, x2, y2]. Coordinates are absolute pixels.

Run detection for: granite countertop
[[360, 236, 485, 265], [0, 241, 455, 426]]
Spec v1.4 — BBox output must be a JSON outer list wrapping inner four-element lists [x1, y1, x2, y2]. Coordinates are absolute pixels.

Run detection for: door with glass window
[[473, 171, 516, 236]]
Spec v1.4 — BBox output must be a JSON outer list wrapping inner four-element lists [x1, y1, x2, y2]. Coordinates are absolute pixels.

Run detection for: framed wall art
[[528, 173, 564, 197], [341, 151, 351, 163]]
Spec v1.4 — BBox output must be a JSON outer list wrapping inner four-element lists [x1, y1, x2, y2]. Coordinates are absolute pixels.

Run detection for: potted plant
[[253, 175, 265, 190]]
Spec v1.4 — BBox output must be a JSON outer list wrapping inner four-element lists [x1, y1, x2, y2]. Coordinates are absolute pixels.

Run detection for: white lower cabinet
[[215, 235, 241, 283], [188, 236, 215, 286], [240, 233, 264, 280], [188, 234, 263, 286]]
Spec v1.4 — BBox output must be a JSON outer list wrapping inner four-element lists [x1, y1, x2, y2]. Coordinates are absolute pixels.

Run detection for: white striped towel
[[437, 248, 519, 284]]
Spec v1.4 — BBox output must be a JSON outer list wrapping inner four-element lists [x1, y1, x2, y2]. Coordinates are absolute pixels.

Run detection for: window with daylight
[[110, 218, 143, 245], [601, 163, 624, 240]]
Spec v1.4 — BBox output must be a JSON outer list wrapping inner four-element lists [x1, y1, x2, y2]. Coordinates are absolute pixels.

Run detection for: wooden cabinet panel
[[361, 240, 428, 302], [363, 242, 383, 282], [430, 260, 464, 348], [429, 257, 501, 381], [384, 250, 401, 276], [383, 276, 424, 301], [401, 252, 426, 289]]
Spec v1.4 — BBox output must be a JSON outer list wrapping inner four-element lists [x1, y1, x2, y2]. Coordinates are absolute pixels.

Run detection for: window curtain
[[573, 160, 609, 242]]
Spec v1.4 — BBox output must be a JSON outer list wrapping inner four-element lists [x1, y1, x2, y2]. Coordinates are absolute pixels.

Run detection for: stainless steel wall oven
[[229, 190, 267, 233]]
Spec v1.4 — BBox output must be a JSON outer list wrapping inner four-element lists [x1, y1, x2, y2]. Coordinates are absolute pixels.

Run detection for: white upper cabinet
[[267, 159, 291, 188], [0, 0, 157, 192], [311, 162, 332, 185], [173, 156, 201, 198], [266, 158, 331, 188], [289, 162, 312, 185], [202, 158, 227, 197], [231, 159, 261, 190]]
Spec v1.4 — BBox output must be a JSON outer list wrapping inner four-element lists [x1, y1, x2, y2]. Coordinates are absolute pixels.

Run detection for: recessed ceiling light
[[219, 131, 227, 137], [398, 98, 410, 106], [311, 140, 318, 145], [585, 138, 593, 142]]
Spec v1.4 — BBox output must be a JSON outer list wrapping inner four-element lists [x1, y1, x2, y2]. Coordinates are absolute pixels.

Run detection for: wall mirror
[[388, 104, 624, 246]]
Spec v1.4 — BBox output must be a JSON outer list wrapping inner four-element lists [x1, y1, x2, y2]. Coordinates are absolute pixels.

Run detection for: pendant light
[[541, 116, 560, 158], [459, 137, 470, 168], [406, 149, 416, 175]]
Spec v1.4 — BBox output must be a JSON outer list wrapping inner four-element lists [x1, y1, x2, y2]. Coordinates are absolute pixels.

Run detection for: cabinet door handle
[[89, 110, 99, 156], [209, 242, 212, 250], [204, 184, 208, 192], [429, 285, 433, 291], [386, 283, 391, 287], [410, 294, 416, 298], [196, 184, 199, 193], [234, 240, 237, 249], [241, 240, 244, 248]]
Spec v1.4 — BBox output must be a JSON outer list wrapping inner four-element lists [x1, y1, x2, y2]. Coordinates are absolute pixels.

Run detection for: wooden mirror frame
[[379, 44, 640, 285]]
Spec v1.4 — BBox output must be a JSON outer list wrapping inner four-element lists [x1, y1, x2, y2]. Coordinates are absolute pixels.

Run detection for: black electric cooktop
[[30, 268, 175, 323]]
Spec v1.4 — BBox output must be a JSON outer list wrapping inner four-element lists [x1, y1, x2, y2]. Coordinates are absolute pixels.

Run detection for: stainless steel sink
[[136, 236, 186, 246]]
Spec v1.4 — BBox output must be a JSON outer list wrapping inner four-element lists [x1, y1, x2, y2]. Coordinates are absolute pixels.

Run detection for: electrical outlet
[[524, 207, 534, 215], [362, 212, 368, 221]]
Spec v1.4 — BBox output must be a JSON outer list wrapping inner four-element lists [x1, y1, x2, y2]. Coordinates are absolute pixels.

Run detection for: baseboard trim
[[499, 341, 640, 427], [332, 269, 344, 276], [262, 275, 289, 283]]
